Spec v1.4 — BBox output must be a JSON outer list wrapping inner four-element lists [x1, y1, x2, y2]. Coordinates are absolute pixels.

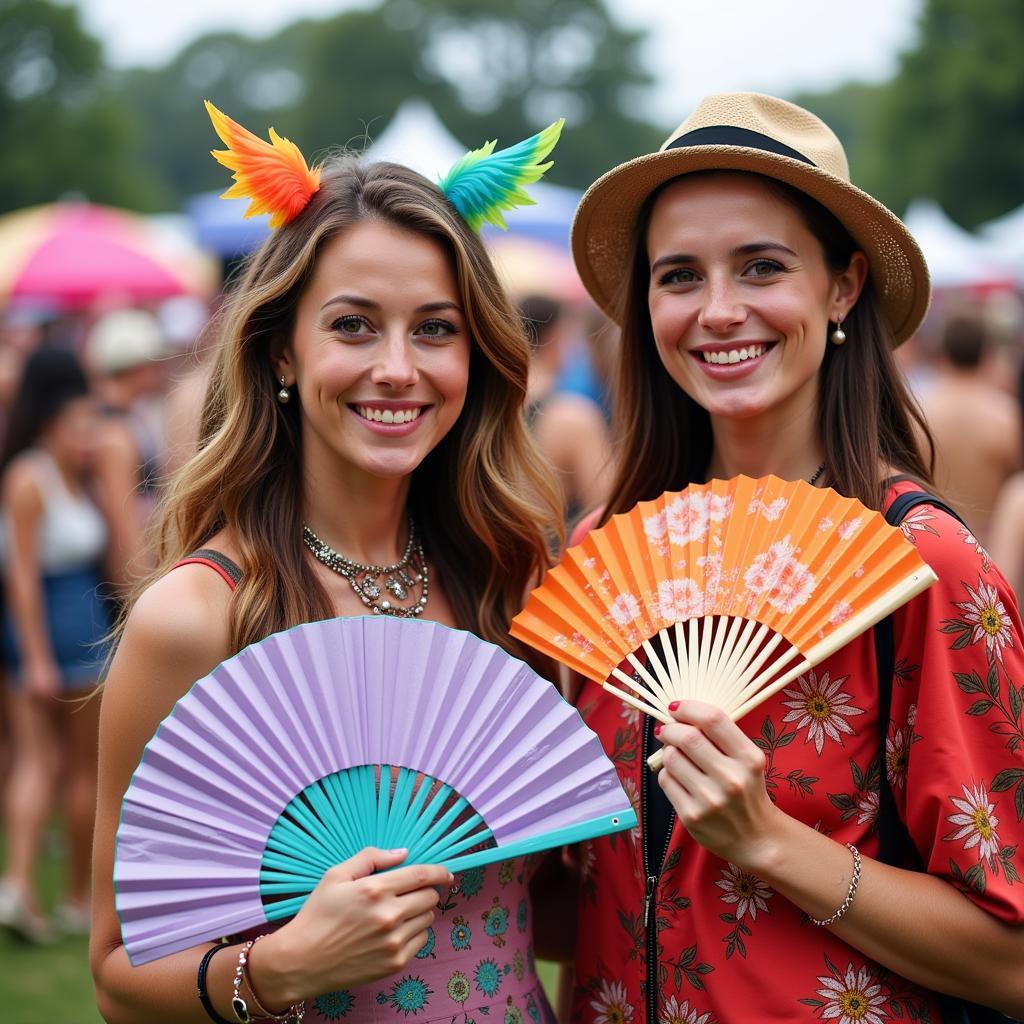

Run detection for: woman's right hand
[[24, 656, 61, 698], [248, 847, 453, 1008]]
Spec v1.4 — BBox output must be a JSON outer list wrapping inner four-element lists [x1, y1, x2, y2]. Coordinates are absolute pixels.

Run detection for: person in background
[[0, 347, 108, 943], [920, 314, 1022, 542], [85, 308, 169, 588], [522, 295, 614, 525], [989, 356, 1024, 602]]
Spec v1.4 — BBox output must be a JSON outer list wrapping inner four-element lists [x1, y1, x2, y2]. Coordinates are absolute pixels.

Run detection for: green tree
[[853, 0, 1024, 226], [0, 0, 158, 213], [381, 0, 662, 187], [114, 0, 662, 207]]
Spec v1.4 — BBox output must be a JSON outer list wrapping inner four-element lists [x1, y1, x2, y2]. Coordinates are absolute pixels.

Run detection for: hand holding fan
[[114, 617, 636, 965], [510, 476, 937, 771]]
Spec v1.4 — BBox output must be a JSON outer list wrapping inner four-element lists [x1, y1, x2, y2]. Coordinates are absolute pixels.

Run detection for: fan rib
[[608, 667, 671, 723], [713, 616, 759, 698], [730, 567, 937, 721], [638, 639, 675, 707]]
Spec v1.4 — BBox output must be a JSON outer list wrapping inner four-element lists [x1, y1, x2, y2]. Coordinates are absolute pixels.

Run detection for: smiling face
[[276, 218, 471, 485], [645, 172, 865, 428]]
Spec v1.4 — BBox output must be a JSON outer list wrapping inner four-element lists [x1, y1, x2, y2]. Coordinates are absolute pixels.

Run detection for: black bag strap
[[875, 492, 1014, 1024]]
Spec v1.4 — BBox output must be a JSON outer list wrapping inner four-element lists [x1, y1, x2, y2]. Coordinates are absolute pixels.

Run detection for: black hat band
[[665, 125, 816, 167]]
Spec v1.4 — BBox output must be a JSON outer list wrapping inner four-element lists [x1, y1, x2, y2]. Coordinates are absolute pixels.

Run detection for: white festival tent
[[902, 198, 1017, 291], [978, 203, 1024, 285]]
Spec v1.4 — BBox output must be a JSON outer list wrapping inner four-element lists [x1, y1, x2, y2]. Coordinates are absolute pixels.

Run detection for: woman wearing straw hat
[[567, 94, 1024, 1022]]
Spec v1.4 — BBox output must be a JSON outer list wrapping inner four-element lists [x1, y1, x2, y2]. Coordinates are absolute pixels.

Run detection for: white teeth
[[356, 406, 423, 424], [702, 344, 766, 365]]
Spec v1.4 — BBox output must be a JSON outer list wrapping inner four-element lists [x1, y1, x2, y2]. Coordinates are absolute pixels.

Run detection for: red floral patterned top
[[571, 480, 1024, 1024]]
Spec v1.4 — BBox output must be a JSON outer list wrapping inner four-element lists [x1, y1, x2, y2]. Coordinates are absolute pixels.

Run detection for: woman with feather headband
[[89, 103, 566, 1024]]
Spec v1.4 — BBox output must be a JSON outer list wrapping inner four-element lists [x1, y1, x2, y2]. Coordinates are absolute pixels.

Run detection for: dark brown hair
[[601, 171, 935, 521], [127, 158, 562, 669]]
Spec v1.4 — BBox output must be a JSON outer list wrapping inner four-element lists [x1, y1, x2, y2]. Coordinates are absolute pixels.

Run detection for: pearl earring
[[276, 375, 291, 404], [830, 317, 847, 345]]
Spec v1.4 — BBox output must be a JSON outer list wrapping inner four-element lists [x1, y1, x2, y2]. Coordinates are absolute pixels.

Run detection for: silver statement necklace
[[302, 517, 429, 617]]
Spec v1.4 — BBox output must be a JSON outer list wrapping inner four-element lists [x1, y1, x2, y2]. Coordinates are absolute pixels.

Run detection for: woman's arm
[[656, 701, 1024, 1018], [90, 567, 452, 1023], [3, 461, 60, 695]]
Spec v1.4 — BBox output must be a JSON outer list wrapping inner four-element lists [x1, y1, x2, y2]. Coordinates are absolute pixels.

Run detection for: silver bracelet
[[808, 843, 861, 927]]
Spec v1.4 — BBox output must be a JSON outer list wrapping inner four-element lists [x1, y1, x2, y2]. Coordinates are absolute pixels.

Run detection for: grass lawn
[[0, 829, 559, 1024]]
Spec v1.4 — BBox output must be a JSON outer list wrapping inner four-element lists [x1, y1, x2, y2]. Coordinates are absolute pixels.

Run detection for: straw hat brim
[[571, 145, 930, 347]]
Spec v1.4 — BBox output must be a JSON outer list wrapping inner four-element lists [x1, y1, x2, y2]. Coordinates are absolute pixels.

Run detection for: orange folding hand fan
[[511, 476, 937, 770]]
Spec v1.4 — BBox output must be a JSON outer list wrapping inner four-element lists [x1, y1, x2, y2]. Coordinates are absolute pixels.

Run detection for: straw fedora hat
[[571, 92, 929, 346]]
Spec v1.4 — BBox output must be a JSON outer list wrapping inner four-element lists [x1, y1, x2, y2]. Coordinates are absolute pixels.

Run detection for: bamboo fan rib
[[115, 617, 636, 965], [511, 476, 937, 771]]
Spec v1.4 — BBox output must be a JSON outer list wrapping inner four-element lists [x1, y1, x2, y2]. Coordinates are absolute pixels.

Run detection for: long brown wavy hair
[[601, 171, 935, 522], [129, 158, 562, 668]]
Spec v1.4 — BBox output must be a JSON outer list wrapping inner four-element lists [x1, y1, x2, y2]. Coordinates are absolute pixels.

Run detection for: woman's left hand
[[656, 699, 784, 870]]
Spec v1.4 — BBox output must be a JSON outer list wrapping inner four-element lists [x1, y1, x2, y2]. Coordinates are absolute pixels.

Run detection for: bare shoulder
[[0, 455, 43, 509], [104, 562, 234, 726]]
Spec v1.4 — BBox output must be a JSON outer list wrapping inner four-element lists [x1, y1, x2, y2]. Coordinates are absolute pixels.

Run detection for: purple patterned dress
[[304, 858, 553, 1024]]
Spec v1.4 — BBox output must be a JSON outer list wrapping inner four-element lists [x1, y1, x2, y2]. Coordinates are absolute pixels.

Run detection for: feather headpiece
[[437, 119, 565, 233], [204, 100, 322, 229]]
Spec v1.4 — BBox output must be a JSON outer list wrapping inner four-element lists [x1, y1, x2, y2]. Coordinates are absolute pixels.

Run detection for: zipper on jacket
[[641, 714, 676, 1024]]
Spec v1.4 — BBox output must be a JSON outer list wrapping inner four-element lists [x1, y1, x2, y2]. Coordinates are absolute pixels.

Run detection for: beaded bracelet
[[197, 942, 236, 1024], [232, 936, 306, 1023], [809, 843, 862, 927]]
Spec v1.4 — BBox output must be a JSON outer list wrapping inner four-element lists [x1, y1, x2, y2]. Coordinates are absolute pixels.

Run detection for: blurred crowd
[[0, 266, 1022, 947]]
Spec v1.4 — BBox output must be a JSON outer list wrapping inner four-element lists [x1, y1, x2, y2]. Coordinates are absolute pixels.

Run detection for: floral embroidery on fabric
[[958, 526, 993, 572], [898, 505, 939, 541], [482, 897, 510, 947], [950, 577, 1014, 664], [753, 716, 818, 799], [800, 958, 888, 1024], [658, 995, 714, 1024], [447, 972, 470, 1005], [715, 862, 774, 959], [459, 868, 486, 899], [474, 959, 502, 998], [590, 979, 634, 1024], [451, 916, 472, 950], [378, 976, 433, 1016], [415, 928, 436, 959], [315, 990, 355, 1019], [780, 670, 864, 754], [828, 756, 881, 828]]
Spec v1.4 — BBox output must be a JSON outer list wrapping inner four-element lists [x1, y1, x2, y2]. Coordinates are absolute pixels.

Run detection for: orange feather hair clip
[[204, 100, 322, 229]]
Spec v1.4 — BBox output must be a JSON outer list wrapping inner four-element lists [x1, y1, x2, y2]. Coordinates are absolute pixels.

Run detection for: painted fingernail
[[654, 724, 663, 736], [668, 701, 680, 712]]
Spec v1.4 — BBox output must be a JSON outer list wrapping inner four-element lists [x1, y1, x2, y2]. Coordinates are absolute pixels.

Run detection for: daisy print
[[954, 578, 1014, 664], [714, 862, 774, 920], [590, 979, 634, 1024], [958, 527, 993, 572], [945, 781, 1001, 862], [659, 994, 713, 1024], [898, 505, 939, 542], [807, 961, 888, 1024], [781, 670, 865, 755]]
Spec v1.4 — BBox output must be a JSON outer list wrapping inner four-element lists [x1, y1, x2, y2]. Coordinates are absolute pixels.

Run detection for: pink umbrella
[[0, 203, 219, 309]]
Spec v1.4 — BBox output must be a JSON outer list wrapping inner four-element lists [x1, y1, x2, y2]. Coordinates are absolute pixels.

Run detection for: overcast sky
[[76, 0, 923, 127]]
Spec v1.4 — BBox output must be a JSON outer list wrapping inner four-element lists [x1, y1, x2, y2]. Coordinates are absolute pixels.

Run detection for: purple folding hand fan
[[114, 616, 636, 965]]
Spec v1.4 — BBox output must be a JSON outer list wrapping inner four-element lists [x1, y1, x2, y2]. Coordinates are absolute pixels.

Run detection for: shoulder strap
[[876, 491, 968, 865], [172, 548, 243, 590]]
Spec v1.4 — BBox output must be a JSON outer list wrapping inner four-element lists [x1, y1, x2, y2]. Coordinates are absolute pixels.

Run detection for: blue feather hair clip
[[438, 119, 565, 233]]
